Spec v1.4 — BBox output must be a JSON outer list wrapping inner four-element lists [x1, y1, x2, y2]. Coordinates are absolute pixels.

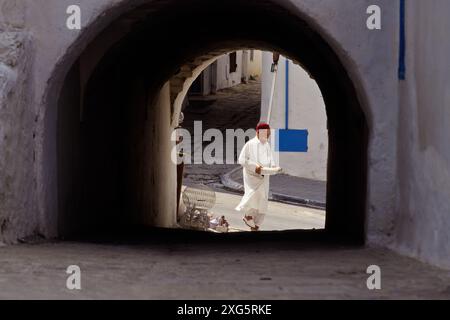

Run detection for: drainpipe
[[285, 59, 290, 129], [398, 0, 406, 80]]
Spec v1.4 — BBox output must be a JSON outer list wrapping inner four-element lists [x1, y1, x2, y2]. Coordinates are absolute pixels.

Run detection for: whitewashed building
[[189, 50, 262, 96], [261, 52, 328, 181]]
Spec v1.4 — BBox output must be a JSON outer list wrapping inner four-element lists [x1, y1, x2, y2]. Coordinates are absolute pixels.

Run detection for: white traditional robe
[[235, 137, 279, 225]]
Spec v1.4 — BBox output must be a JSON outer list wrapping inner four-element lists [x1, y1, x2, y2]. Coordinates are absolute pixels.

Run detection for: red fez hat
[[256, 122, 271, 132]]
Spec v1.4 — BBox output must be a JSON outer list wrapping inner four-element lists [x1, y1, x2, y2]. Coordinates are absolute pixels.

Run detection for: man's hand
[[256, 165, 263, 175]]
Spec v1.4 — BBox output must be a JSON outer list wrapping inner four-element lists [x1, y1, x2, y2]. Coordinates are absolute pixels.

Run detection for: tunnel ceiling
[[89, 0, 340, 96]]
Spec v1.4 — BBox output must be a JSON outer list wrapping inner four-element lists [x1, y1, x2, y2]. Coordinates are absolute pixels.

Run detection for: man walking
[[236, 123, 282, 231]]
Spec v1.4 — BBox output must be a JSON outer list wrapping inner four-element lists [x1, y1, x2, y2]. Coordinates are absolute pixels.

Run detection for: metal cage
[[181, 185, 216, 230]]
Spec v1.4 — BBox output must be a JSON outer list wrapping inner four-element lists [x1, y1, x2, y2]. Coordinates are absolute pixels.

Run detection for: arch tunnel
[[53, 0, 369, 242]]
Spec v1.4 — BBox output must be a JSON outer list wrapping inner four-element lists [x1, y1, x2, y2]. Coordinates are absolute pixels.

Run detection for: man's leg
[[254, 212, 266, 230], [243, 209, 257, 229]]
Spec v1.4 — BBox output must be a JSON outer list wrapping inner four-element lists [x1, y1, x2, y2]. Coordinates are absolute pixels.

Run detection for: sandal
[[243, 216, 256, 229]]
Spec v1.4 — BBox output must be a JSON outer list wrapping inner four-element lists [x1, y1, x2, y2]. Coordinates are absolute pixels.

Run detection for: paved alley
[[206, 191, 325, 232], [0, 239, 449, 300]]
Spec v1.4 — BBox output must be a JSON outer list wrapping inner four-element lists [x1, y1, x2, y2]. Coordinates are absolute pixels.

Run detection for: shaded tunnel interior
[[56, 0, 368, 242]]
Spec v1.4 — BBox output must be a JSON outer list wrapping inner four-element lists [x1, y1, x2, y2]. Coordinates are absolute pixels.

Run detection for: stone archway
[[41, 0, 369, 242]]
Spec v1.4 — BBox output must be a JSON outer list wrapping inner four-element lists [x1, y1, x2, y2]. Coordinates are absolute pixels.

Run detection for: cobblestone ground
[[182, 79, 262, 192], [209, 191, 325, 232], [0, 238, 449, 299]]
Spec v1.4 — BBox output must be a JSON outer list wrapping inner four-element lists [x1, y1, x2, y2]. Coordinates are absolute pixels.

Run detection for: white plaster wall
[[261, 52, 328, 181], [144, 82, 178, 228], [247, 50, 262, 78], [196, 50, 260, 94], [0, 2, 37, 243], [173, 57, 217, 127], [215, 51, 243, 90], [393, 0, 450, 269], [201, 67, 212, 95]]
